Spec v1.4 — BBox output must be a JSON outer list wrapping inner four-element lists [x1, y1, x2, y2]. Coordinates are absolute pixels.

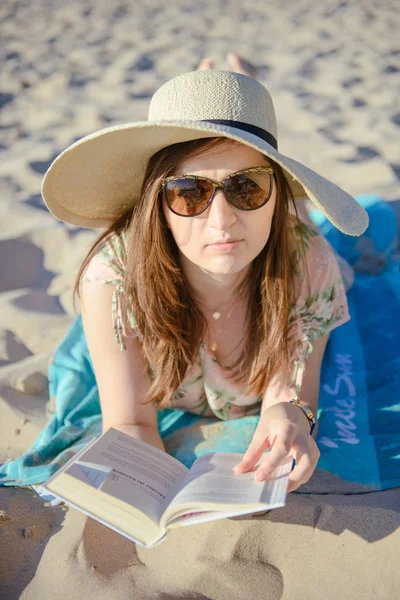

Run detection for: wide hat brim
[[41, 120, 369, 236]]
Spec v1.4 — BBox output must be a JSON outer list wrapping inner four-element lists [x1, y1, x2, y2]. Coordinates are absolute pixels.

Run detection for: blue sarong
[[1, 195, 399, 494]]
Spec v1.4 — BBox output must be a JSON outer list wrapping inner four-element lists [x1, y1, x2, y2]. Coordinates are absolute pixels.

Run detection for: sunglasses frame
[[160, 166, 275, 217]]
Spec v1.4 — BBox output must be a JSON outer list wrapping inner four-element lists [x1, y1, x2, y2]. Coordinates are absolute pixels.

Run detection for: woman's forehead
[[174, 142, 271, 175]]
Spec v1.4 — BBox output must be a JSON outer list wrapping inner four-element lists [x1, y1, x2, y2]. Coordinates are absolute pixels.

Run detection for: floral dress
[[79, 221, 352, 421]]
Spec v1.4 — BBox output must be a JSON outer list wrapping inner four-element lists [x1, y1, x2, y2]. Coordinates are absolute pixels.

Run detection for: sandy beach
[[1, 0, 399, 598]]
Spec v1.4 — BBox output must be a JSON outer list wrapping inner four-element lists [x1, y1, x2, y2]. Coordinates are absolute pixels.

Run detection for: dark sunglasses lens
[[224, 171, 272, 210], [163, 178, 213, 216]]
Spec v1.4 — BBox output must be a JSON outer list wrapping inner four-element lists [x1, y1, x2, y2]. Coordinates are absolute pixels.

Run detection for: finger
[[254, 427, 297, 481], [233, 430, 273, 474], [287, 444, 320, 493]]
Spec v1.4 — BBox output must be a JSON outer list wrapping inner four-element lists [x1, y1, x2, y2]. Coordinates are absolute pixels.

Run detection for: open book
[[41, 427, 293, 548]]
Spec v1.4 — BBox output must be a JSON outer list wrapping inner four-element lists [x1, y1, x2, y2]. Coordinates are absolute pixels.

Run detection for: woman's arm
[[261, 333, 330, 427], [80, 279, 165, 451]]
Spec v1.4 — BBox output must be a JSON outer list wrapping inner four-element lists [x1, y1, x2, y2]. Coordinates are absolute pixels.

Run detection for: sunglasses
[[160, 166, 274, 217]]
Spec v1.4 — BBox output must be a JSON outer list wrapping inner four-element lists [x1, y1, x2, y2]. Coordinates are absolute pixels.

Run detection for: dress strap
[[111, 280, 141, 351], [288, 332, 314, 401], [112, 281, 127, 351]]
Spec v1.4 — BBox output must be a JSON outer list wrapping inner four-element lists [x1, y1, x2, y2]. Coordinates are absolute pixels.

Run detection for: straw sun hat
[[42, 69, 368, 235]]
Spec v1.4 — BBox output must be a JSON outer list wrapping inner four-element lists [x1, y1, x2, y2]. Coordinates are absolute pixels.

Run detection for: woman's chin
[[203, 257, 248, 275]]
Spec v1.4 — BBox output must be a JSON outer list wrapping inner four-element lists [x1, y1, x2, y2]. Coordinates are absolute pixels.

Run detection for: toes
[[226, 52, 241, 70], [197, 57, 214, 70], [226, 52, 259, 79]]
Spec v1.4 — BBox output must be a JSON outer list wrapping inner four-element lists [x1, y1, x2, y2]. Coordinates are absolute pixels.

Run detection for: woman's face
[[162, 141, 277, 278]]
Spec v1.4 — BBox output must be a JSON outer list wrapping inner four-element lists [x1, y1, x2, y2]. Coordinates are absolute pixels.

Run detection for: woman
[[41, 53, 368, 493]]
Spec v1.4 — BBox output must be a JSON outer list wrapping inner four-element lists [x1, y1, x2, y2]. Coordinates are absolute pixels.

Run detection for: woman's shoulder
[[288, 216, 342, 274], [80, 228, 129, 284], [288, 216, 320, 250], [79, 228, 138, 351], [290, 218, 350, 338], [287, 216, 321, 280]]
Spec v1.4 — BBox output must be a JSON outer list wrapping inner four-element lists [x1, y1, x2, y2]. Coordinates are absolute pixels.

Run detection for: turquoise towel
[[1, 196, 399, 494]]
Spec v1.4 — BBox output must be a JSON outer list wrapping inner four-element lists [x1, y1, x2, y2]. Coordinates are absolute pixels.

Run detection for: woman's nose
[[206, 189, 237, 229]]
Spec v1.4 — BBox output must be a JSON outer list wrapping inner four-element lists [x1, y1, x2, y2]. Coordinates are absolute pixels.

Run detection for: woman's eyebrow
[[171, 167, 266, 181]]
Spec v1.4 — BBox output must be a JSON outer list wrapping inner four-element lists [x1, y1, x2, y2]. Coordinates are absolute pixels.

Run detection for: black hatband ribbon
[[200, 119, 278, 150]]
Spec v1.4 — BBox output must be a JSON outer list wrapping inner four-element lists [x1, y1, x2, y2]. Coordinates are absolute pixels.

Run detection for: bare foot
[[226, 52, 259, 79], [196, 57, 214, 70]]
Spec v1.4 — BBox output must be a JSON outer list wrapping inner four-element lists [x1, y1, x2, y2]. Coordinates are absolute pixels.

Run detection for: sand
[[0, 0, 399, 598]]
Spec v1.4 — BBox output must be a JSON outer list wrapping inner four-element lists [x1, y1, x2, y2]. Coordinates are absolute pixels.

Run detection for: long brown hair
[[73, 137, 311, 408]]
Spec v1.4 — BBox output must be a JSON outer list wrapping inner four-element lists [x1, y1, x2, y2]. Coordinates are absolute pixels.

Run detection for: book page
[[68, 462, 111, 489], [167, 506, 271, 529], [64, 427, 189, 525], [40, 437, 99, 504], [164, 452, 292, 522]]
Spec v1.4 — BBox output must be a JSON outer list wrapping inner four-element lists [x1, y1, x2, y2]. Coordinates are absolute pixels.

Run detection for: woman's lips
[[207, 240, 242, 252]]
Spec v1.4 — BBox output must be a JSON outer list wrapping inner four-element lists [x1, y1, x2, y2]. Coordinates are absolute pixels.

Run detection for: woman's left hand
[[233, 401, 320, 493]]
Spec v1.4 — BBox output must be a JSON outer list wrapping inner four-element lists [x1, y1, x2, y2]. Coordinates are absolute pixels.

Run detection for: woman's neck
[[181, 256, 249, 312]]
